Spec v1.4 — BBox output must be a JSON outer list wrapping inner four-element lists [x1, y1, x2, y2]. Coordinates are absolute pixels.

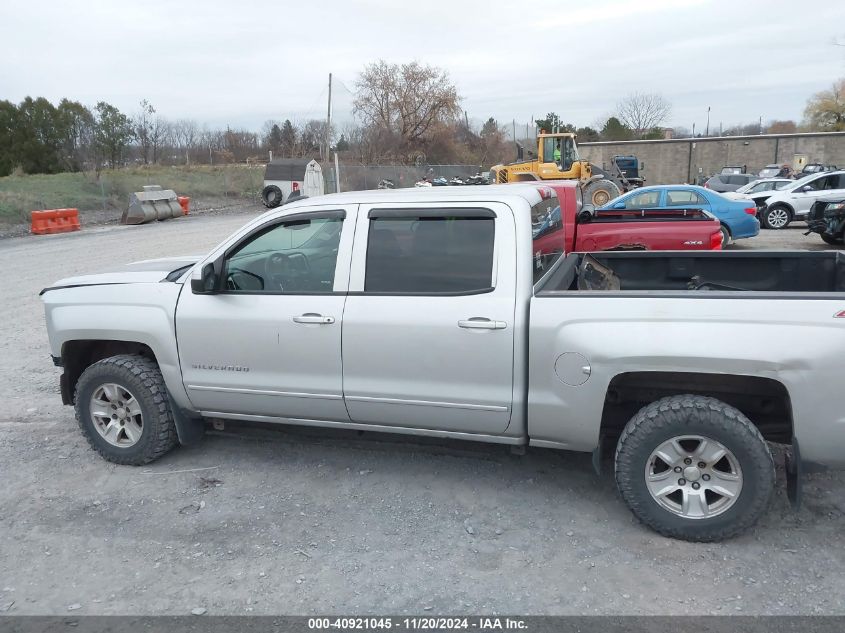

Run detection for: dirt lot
[[1, 209, 844, 616]]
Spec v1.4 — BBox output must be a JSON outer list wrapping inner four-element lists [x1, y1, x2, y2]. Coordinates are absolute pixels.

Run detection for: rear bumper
[[726, 214, 760, 240]]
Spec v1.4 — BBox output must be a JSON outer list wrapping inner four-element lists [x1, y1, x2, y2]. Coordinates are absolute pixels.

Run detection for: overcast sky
[[2, 0, 844, 134]]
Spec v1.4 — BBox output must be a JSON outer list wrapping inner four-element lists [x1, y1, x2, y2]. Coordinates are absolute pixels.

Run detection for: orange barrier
[[31, 209, 81, 235], [177, 196, 190, 215]]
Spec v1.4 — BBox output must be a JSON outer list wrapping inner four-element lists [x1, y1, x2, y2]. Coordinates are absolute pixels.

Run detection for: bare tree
[[172, 119, 198, 164], [149, 116, 168, 164], [354, 60, 461, 156], [616, 93, 672, 138], [299, 120, 332, 159], [134, 99, 156, 164]]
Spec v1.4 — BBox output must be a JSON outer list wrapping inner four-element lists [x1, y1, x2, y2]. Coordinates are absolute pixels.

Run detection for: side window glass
[[625, 191, 660, 208], [224, 216, 343, 293], [666, 190, 703, 205], [365, 212, 495, 294], [532, 198, 564, 284], [666, 191, 682, 204], [543, 137, 557, 164]]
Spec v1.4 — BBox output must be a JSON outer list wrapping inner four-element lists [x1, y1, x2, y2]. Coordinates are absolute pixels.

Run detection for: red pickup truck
[[532, 181, 723, 254]]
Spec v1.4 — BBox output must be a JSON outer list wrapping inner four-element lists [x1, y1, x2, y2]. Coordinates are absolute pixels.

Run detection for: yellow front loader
[[490, 132, 624, 207]]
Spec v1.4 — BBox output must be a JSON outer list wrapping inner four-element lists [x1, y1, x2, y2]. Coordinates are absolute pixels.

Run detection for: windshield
[[735, 182, 758, 193], [789, 174, 820, 190]]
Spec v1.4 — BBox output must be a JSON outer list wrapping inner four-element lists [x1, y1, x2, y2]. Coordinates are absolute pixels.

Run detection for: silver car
[[704, 173, 757, 193]]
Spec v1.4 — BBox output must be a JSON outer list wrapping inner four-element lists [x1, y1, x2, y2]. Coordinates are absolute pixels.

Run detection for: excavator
[[490, 131, 631, 207]]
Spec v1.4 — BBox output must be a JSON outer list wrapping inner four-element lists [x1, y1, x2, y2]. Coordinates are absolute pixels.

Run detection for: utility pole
[[759, 115, 763, 134], [326, 72, 332, 163], [705, 106, 711, 137]]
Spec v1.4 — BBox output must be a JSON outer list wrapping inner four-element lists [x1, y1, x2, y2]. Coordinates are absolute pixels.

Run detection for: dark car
[[704, 173, 757, 193], [800, 164, 838, 177], [806, 195, 845, 245]]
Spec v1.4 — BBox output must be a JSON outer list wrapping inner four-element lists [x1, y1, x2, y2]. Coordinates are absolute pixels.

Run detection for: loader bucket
[[121, 185, 185, 225]]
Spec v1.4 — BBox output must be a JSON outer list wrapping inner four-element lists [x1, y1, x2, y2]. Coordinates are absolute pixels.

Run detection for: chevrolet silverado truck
[[534, 181, 722, 254], [42, 184, 845, 542]]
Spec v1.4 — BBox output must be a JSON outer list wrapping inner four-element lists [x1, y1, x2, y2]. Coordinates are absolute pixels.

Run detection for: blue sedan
[[599, 185, 760, 246]]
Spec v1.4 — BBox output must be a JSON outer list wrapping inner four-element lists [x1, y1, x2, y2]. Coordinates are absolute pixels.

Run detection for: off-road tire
[[615, 394, 775, 542], [74, 354, 178, 465], [583, 180, 621, 208], [761, 204, 792, 230], [261, 185, 283, 208], [820, 232, 844, 246]]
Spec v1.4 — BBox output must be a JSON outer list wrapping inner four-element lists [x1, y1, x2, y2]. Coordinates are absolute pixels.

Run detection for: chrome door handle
[[458, 318, 507, 330], [292, 313, 335, 325]]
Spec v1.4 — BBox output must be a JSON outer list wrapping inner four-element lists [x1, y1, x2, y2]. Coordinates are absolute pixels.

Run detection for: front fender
[[43, 283, 193, 410]]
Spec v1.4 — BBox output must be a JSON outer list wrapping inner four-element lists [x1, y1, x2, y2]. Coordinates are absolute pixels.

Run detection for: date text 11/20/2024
[[307, 617, 528, 630]]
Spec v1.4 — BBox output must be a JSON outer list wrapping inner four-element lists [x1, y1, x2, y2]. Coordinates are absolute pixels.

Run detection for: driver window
[[224, 215, 343, 293]]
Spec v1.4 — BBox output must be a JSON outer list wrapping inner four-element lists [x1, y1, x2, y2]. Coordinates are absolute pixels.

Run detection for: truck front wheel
[[614, 395, 774, 542], [74, 354, 178, 465]]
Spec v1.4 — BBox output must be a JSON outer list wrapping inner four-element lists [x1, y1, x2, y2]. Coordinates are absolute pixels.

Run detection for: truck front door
[[341, 203, 517, 435], [176, 206, 355, 422]]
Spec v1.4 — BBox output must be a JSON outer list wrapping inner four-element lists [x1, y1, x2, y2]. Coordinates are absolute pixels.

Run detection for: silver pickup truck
[[41, 184, 845, 542]]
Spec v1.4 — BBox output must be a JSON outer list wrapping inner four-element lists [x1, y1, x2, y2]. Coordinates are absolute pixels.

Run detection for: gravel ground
[[0, 209, 843, 616]]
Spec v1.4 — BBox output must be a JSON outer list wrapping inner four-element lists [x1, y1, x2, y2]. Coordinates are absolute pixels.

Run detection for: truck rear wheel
[[820, 232, 844, 246], [583, 180, 621, 207], [74, 354, 178, 465], [614, 395, 774, 542]]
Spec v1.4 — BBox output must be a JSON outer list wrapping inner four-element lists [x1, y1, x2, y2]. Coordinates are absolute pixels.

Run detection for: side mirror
[[191, 261, 220, 294], [612, 201, 625, 209], [800, 185, 813, 193], [640, 162, 645, 170]]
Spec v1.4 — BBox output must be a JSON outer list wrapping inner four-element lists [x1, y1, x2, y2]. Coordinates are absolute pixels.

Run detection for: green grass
[[0, 165, 265, 224]]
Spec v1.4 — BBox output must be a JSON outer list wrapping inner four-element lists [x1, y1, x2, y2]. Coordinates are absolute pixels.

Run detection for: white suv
[[760, 171, 845, 229]]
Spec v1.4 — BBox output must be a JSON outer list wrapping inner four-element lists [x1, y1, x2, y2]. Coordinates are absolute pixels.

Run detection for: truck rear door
[[341, 202, 517, 435]]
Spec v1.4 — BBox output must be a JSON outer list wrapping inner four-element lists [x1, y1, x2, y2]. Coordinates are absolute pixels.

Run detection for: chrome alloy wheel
[[89, 383, 144, 447], [766, 207, 789, 229], [645, 435, 743, 519]]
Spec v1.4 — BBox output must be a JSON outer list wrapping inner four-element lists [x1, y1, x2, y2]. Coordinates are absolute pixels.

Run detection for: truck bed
[[537, 251, 845, 294]]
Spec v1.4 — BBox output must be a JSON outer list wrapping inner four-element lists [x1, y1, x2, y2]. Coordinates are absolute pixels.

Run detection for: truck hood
[[43, 256, 203, 292]]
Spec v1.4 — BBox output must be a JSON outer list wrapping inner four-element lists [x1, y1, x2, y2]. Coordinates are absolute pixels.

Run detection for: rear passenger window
[[365, 210, 495, 294], [624, 191, 661, 208], [666, 190, 706, 205]]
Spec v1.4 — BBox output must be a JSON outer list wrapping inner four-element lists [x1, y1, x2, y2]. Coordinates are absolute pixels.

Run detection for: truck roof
[[281, 183, 548, 209]]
